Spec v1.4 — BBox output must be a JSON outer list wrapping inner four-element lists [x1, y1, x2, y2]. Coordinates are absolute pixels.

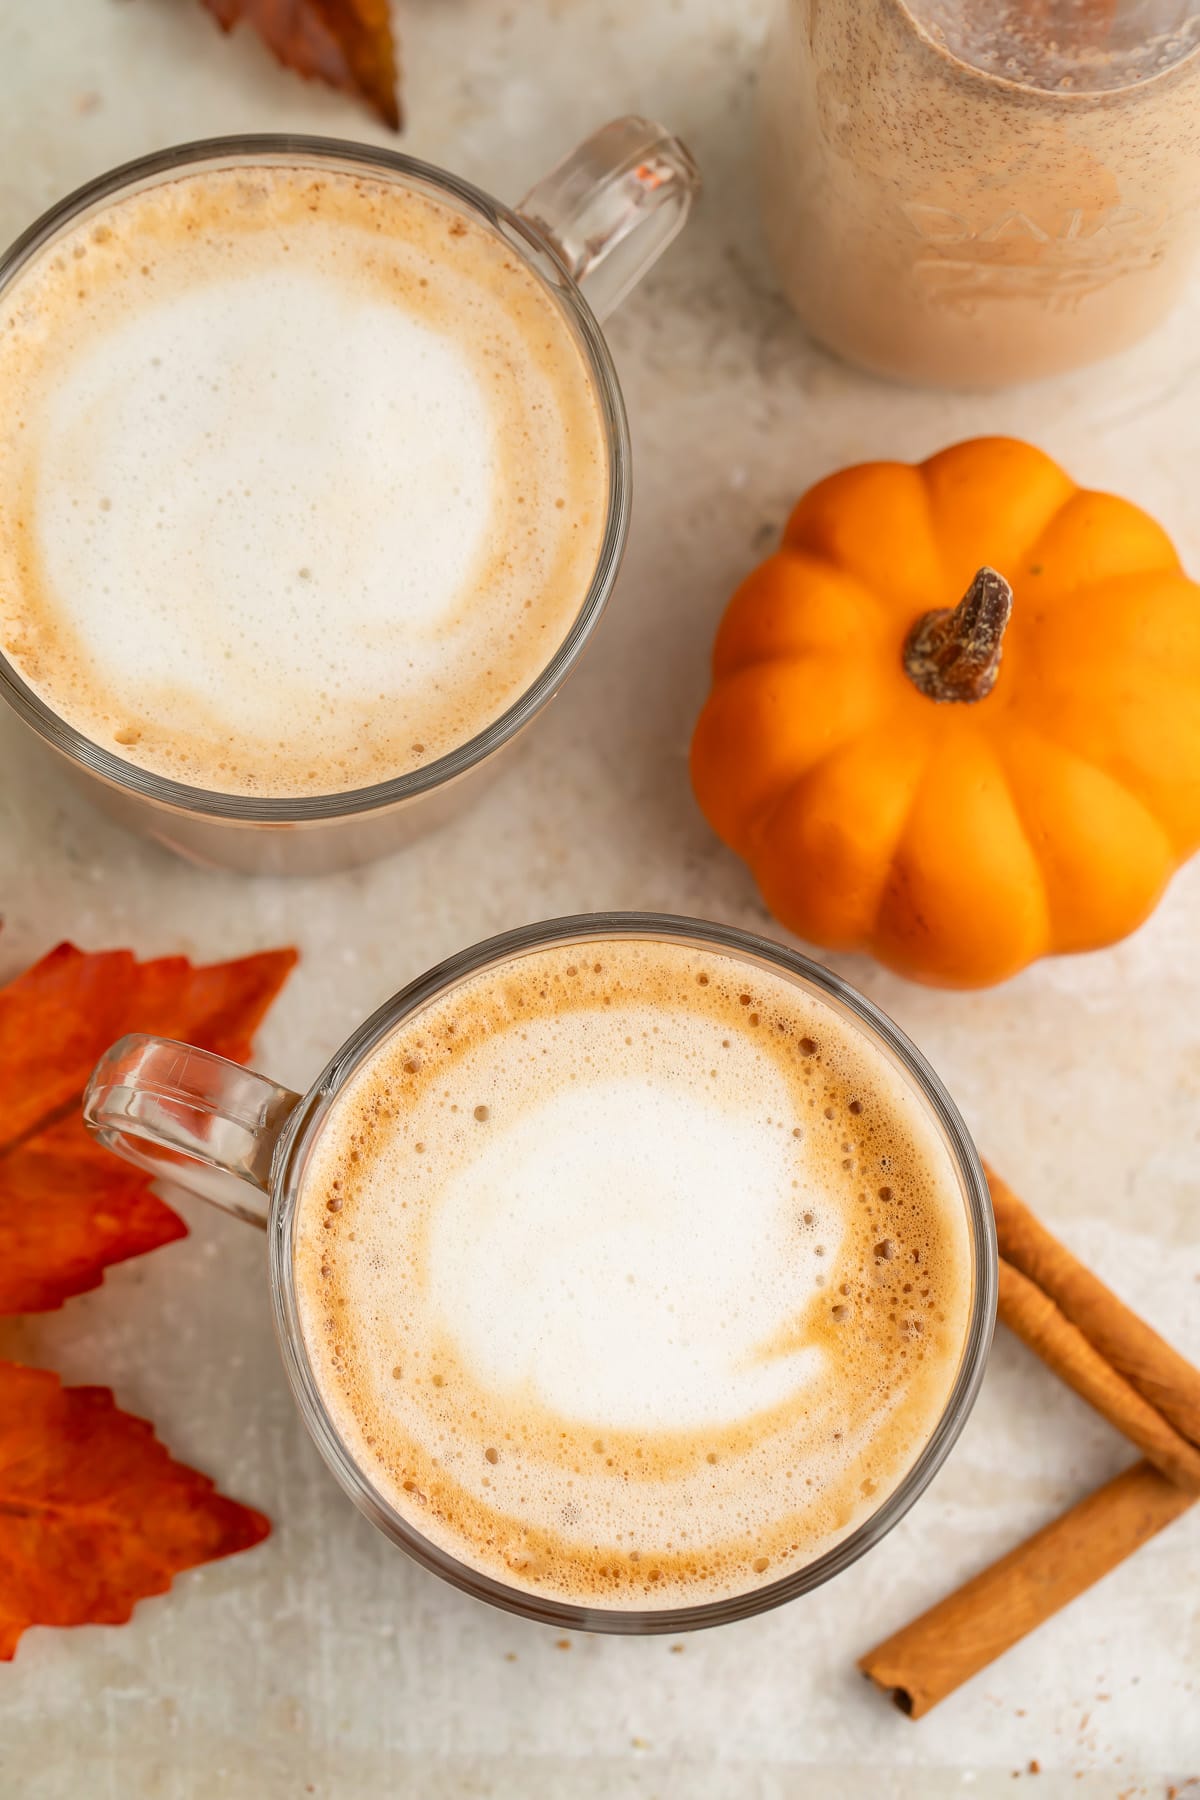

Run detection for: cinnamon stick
[[858, 1171, 1200, 1715], [987, 1165, 1200, 1448], [859, 1461, 1193, 1718], [998, 1259, 1200, 1496]]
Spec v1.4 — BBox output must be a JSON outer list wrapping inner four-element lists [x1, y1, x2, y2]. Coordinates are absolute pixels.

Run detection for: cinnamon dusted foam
[[294, 936, 974, 1610], [0, 162, 608, 795]]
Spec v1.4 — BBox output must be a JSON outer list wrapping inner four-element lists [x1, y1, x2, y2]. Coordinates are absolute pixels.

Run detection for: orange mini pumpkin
[[690, 437, 1200, 988]]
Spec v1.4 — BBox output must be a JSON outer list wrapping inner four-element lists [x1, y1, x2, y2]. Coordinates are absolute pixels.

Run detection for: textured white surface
[[0, 2, 1197, 1796]]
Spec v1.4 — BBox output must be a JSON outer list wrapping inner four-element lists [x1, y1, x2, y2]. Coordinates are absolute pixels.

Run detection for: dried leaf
[[0, 943, 297, 1313], [202, 0, 401, 129], [0, 1117, 186, 1316], [0, 1362, 270, 1659]]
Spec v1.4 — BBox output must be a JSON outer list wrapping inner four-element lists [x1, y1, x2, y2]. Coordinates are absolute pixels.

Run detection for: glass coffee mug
[[0, 123, 697, 876], [83, 913, 997, 1633]]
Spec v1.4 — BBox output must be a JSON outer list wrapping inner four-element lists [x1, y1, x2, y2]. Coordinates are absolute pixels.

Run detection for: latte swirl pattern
[[296, 937, 973, 1609], [0, 163, 608, 796]]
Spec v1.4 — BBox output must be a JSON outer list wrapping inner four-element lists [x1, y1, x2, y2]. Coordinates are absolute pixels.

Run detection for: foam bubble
[[0, 165, 608, 796], [295, 938, 974, 1609]]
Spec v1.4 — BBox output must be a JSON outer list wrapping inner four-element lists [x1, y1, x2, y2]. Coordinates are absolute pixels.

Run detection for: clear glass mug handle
[[83, 1035, 301, 1229], [517, 116, 700, 320]]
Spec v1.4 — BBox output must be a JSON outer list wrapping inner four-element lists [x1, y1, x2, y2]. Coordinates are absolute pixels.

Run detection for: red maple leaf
[[0, 943, 297, 1313], [0, 1362, 270, 1660]]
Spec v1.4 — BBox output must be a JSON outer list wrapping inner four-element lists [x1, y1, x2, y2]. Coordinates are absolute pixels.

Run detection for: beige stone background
[[0, 1, 1197, 1795]]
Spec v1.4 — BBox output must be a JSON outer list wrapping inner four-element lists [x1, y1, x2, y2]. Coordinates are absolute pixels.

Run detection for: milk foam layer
[[0, 164, 608, 795], [295, 938, 974, 1610]]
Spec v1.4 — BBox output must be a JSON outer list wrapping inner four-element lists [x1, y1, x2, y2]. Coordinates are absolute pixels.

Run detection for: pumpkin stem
[[903, 567, 1013, 704]]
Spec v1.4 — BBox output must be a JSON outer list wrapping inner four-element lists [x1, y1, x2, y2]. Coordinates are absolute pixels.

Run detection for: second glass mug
[[83, 912, 998, 1634], [0, 121, 698, 876]]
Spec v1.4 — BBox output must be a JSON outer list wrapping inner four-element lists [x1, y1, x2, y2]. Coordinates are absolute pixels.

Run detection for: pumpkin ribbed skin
[[690, 438, 1200, 988]]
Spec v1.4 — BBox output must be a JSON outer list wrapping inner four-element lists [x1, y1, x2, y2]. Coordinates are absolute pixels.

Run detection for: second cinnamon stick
[[859, 1460, 1193, 1717], [987, 1165, 1200, 1449], [998, 1259, 1200, 1496]]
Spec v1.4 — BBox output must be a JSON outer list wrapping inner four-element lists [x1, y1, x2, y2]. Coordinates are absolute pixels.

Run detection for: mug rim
[[0, 135, 631, 823], [891, 0, 1200, 101], [266, 912, 998, 1634]]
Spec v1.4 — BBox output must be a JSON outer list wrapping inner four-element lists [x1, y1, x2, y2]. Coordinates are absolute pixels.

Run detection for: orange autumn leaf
[[0, 1117, 186, 1315], [202, 0, 402, 130], [0, 942, 297, 1314], [0, 1362, 270, 1659]]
